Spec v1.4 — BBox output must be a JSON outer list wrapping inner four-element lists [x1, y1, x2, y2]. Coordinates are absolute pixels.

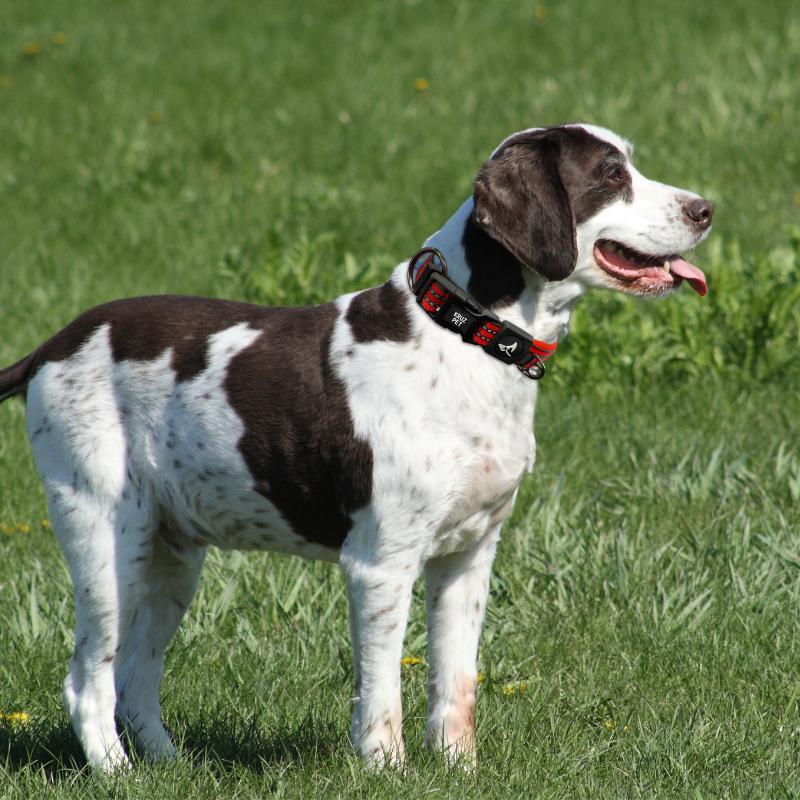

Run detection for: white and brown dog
[[0, 124, 712, 771]]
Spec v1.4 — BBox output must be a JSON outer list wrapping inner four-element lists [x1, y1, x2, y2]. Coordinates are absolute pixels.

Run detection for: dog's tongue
[[670, 258, 708, 296]]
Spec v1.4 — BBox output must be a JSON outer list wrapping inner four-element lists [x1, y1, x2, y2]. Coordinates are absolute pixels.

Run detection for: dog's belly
[[154, 462, 340, 562]]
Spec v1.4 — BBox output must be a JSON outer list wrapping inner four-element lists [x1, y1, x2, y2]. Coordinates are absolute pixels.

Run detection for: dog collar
[[406, 248, 557, 380]]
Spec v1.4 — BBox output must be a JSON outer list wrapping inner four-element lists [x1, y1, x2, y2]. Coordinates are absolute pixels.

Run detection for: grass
[[1, 0, 799, 797]]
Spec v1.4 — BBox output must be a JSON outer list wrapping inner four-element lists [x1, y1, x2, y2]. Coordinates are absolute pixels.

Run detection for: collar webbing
[[406, 248, 557, 380]]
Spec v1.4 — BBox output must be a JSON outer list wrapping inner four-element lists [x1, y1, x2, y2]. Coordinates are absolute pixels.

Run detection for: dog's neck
[[421, 198, 585, 344]]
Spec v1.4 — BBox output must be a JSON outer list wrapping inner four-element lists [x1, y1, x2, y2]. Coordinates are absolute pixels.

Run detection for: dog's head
[[472, 124, 713, 296]]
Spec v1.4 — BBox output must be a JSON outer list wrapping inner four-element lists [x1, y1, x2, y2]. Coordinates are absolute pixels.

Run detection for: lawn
[[1, 0, 799, 797]]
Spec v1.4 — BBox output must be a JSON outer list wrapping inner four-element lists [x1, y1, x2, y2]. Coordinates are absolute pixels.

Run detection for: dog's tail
[[0, 353, 36, 404]]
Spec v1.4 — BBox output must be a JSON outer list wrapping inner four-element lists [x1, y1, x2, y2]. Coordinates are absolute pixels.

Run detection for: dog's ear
[[472, 134, 577, 281]]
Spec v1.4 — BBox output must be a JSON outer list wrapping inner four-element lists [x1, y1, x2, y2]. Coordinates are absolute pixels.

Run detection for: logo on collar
[[406, 248, 557, 380], [497, 340, 518, 357]]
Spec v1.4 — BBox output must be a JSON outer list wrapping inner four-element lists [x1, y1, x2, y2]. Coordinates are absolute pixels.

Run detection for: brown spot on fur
[[444, 673, 477, 761], [346, 282, 412, 344], [368, 606, 394, 623]]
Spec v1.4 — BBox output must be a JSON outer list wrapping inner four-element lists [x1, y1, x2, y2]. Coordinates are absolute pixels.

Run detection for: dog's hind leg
[[115, 530, 206, 760], [24, 328, 167, 770], [44, 475, 157, 771]]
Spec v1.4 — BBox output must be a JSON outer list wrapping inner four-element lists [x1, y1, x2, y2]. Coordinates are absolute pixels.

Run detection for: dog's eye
[[606, 166, 625, 184]]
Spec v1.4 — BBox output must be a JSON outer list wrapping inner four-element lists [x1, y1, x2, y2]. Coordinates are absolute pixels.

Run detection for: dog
[[0, 124, 712, 771]]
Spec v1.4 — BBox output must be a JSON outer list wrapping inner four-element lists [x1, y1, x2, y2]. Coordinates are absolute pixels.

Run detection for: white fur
[[18, 124, 711, 770]]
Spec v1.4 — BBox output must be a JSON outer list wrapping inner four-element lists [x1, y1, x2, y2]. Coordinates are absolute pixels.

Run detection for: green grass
[[1, 0, 799, 797]]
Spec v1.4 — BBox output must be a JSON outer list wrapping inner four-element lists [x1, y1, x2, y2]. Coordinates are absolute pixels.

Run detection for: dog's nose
[[682, 197, 714, 230]]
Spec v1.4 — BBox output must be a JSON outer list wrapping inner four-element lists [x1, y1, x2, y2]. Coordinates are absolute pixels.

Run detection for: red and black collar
[[407, 248, 557, 380]]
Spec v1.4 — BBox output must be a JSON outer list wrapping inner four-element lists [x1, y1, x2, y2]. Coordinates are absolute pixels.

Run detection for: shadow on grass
[[0, 713, 343, 779], [0, 721, 86, 781], [179, 712, 344, 772]]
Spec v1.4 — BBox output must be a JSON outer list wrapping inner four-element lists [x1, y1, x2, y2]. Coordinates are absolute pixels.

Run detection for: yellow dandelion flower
[[501, 683, 516, 696], [518, 681, 527, 695], [0, 523, 13, 535], [16, 523, 31, 534], [400, 656, 423, 667], [51, 32, 67, 46], [477, 672, 485, 685], [0, 75, 12, 89], [147, 111, 162, 125], [22, 42, 42, 57], [413, 78, 430, 92], [533, 5, 548, 22], [1, 711, 30, 725], [603, 718, 616, 732], [623, 724, 630, 733], [41, 519, 51, 528]]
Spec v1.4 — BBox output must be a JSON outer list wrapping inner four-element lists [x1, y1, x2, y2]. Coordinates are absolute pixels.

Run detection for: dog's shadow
[[178, 713, 344, 772], [0, 714, 342, 779]]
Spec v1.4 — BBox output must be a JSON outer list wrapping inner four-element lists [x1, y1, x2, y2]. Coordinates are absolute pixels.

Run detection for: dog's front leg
[[423, 528, 499, 766], [340, 538, 418, 767]]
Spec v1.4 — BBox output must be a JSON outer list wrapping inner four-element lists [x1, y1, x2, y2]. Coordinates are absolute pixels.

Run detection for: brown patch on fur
[[224, 302, 373, 548], [444, 673, 477, 761], [27, 296, 280, 383], [345, 281, 412, 344]]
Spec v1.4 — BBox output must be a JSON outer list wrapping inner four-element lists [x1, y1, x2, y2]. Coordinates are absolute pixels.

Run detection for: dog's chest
[[337, 320, 537, 558], [436, 402, 534, 555]]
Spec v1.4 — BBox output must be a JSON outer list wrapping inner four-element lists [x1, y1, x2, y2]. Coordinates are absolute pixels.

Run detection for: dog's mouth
[[593, 240, 707, 297]]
